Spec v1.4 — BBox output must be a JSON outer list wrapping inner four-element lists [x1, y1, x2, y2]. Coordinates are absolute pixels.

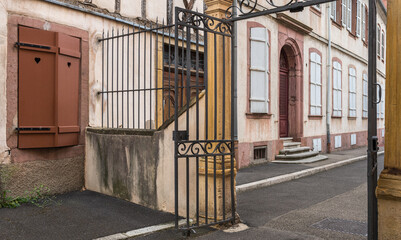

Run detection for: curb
[[94, 219, 187, 240], [236, 151, 384, 193]]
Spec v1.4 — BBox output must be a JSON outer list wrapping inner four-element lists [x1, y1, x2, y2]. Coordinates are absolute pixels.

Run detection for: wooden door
[[279, 70, 289, 137]]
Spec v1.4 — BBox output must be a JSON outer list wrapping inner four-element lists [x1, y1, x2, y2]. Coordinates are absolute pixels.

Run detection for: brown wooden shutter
[[336, 0, 342, 25], [57, 33, 81, 147], [352, 0, 357, 35], [17, 27, 81, 148]]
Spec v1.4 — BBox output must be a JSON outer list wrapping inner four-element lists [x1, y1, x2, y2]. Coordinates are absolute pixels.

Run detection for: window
[[335, 135, 342, 148], [377, 84, 381, 119], [254, 146, 267, 160], [331, 2, 336, 21], [356, 0, 361, 37], [349, 67, 356, 117], [362, 3, 366, 41], [17, 26, 81, 148], [333, 61, 342, 117], [342, 0, 347, 27], [380, 85, 386, 118], [313, 138, 322, 152], [362, 73, 368, 118], [381, 30, 385, 60], [351, 134, 357, 145], [377, 25, 381, 57], [310, 51, 322, 116], [342, 0, 353, 31], [250, 27, 270, 113]]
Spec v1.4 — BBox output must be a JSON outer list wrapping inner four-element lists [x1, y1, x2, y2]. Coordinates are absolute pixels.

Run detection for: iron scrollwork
[[177, 141, 232, 157], [177, 9, 233, 35], [225, 0, 302, 19]]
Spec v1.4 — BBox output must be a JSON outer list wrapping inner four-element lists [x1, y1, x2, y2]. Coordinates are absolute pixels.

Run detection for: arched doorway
[[278, 42, 303, 140], [279, 50, 289, 137]]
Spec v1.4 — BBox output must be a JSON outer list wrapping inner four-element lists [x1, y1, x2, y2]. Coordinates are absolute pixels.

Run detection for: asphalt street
[[138, 154, 384, 240]]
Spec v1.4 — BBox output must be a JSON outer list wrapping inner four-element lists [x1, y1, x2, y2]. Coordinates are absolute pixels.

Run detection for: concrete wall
[[86, 94, 206, 216]]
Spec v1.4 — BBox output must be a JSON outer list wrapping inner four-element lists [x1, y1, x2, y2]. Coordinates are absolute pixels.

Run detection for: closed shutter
[[310, 52, 322, 116], [356, 0, 361, 37], [348, 68, 356, 117], [362, 3, 366, 41], [362, 73, 368, 118], [333, 61, 342, 117], [250, 27, 269, 113], [17, 26, 80, 148], [342, 0, 347, 26]]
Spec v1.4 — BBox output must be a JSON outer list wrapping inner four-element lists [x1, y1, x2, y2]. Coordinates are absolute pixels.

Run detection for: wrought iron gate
[[172, 7, 236, 232]]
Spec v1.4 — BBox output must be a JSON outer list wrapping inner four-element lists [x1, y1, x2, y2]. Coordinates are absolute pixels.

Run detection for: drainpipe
[[326, 3, 332, 153]]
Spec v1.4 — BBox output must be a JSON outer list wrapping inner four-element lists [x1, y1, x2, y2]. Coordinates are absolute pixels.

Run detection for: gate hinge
[[173, 131, 189, 141]]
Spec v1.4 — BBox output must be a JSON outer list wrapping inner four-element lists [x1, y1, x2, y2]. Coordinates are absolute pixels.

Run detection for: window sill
[[348, 31, 357, 40], [246, 113, 272, 119], [308, 115, 323, 119], [348, 116, 357, 120], [310, 7, 321, 17], [362, 117, 368, 119], [331, 20, 342, 30], [332, 115, 342, 119]]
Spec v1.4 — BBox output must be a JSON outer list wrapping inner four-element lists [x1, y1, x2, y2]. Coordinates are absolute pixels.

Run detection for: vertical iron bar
[[112, 28, 114, 128], [127, 27, 130, 128], [162, 20, 165, 124], [155, 21, 159, 129], [214, 155, 217, 222], [117, 29, 119, 128], [168, 24, 172, 121], [195, 28, 200, 226], [102, 31, 104, 127], [150, 24, 153, 129], [174, 8, 179, 228], [230, 21, 236, 223], [132, 25, 136, 129], [204, 29, 209, 225], [185, 25, 191, 229], [138, 30, 141, 128], [144, 27, 147, 129], [181, 29, 185, 108], [214, 33, 217, 140], [107, 31, 110, 128], [222, 34, 226, 220], [367, 0, 378, 239], [122, 28, 124, 128]]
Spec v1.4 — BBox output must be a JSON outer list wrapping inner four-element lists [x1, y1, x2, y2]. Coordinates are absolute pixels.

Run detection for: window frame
[[356, 0, 361, 37], [381, 30, 385, 61], [362, 72, 368, 118], [348, 66, 357, 118], [309, 48, 323, 117], [377, 24, 381, 58], [332, 59, 343, 117], [247, 22, 271, 118]]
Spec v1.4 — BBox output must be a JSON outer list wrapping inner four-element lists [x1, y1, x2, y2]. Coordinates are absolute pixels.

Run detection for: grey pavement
[[236, 147, 372, 186], [0, 191, 175, 240]]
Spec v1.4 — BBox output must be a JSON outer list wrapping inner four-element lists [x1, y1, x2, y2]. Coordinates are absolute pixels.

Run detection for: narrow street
[[136, 154, 384, 240]]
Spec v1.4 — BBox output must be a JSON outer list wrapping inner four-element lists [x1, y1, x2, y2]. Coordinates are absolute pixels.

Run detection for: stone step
[[283, 142, 301, 149], [275, 150, 319, 160], [273, 155, 329, 164], [279, 146, 311, 155], [280, 137, 294, 143]]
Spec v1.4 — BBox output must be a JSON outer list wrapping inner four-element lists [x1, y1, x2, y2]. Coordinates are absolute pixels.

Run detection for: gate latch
[[372, 136, 379, 152], [173, 131, 189, 141]]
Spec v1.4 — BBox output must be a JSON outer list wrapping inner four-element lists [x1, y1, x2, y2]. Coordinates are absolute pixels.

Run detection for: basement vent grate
[[254, 146, 267, 161], [311, 218, 367, 237]]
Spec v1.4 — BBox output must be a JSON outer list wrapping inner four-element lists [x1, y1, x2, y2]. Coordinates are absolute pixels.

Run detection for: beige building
[[235, 0, 387, 167]]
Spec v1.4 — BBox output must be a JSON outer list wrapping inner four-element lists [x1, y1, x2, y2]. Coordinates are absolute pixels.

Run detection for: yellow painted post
[[199, 0, 236, 222], [376, 0, 401, 238]]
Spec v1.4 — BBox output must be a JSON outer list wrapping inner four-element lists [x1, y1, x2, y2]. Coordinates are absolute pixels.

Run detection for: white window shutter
[[250, 28, 269, 113], [356, 0, 361, 37]]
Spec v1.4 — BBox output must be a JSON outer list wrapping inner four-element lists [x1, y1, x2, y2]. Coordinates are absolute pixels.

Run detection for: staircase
[[274, 137, 328, 163]]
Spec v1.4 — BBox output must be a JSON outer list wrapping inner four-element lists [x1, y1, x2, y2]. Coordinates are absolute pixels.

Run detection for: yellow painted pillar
[[199, 0, 236, 222], [376, 0, 401, 238]]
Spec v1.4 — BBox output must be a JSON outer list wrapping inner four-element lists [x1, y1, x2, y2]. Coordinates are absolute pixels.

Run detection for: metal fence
[[99, 21, 204, 130]]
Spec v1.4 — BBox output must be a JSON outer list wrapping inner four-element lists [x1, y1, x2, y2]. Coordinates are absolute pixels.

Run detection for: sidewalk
[[236, 146, 380, 187], [0, 147, 381, 240]]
